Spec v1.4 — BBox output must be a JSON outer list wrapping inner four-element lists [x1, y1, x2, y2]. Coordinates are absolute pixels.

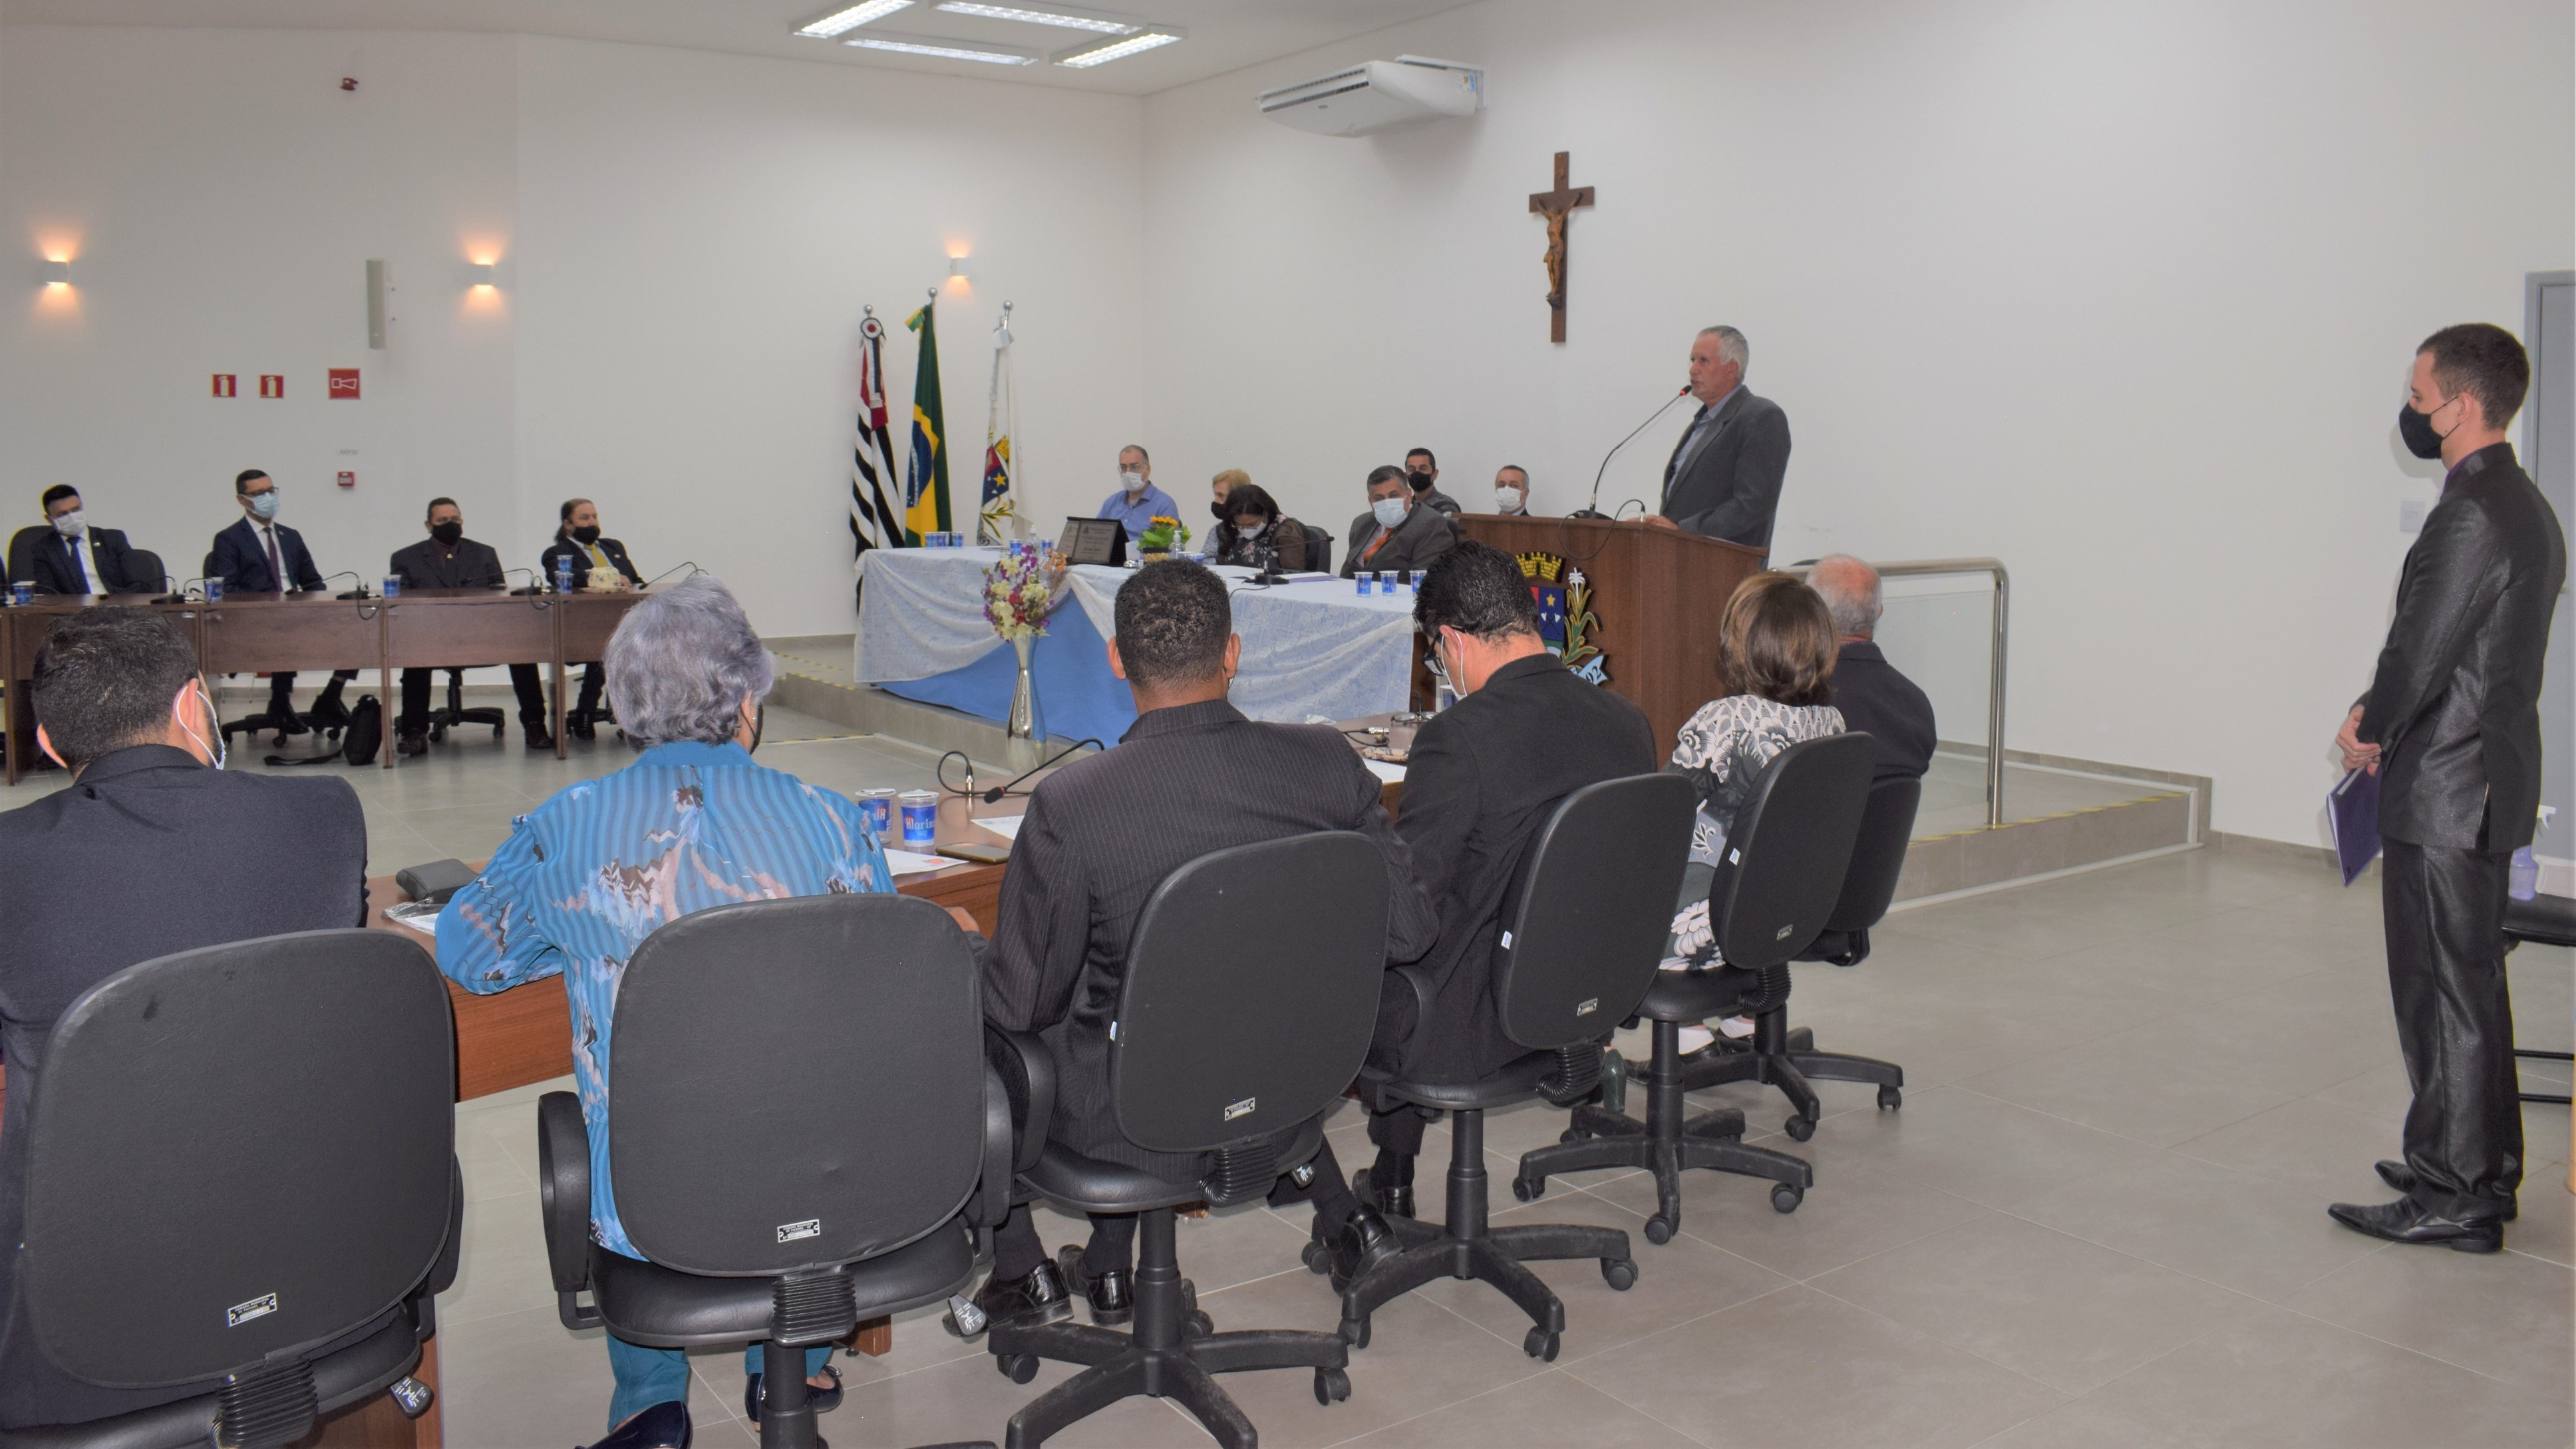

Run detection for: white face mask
[[178, 682, 225, 769], [51, 510, 84, 538], [1120, 470, 1148, 494], [1494, 486, 1524, 512], [1233, 518, 1266, 538], [1371, 496, 1409, 530]]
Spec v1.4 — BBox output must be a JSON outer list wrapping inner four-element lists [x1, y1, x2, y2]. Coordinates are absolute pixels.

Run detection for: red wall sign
[[211, 374, 237, 398], [327, 368, 361, 400], [257, 374, 284, 399], [337, 471, 357, 489]]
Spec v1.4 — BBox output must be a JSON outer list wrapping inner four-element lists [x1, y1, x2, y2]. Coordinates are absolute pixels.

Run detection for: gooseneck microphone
[[639, 561, 703, 590], [1571, 385, 1694, 521], [319, 570, 372, 600]]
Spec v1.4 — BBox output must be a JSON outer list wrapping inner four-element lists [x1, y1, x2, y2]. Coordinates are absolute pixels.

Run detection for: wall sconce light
[[947, 256, 971, 281], [470, 262, 498, 289], [41, 259, 71, 287]]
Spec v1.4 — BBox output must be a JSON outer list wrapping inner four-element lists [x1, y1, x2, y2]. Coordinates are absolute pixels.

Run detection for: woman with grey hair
[[437, 576, 956, 1449]]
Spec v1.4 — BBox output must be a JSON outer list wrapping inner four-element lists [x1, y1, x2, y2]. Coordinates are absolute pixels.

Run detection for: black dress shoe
[[526, 722, 557, 750], [2327, 1197, 2504, 1252], [307, 693, 352, 731], [972, 1260, 1074, 1334], [581, 1399, 691, 1449], [396, 732, 428, 758], [1352, 1167, 1414, 1220], [1054, 1244, 1135, 1326], [567, 709, 597, 742], [271, 707, 310, 737], [1327, 1206, 1403, 1292], [2372, 1160, 2518, 1220], [744, 1363, 842, 1423]]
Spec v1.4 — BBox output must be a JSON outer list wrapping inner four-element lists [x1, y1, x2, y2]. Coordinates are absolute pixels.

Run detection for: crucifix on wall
[[1528, 150, 1595, 344]]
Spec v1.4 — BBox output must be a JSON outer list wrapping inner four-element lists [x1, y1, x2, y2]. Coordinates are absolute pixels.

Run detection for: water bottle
[[2509, 806, 2555, 901], [554, 554, 575, 594]]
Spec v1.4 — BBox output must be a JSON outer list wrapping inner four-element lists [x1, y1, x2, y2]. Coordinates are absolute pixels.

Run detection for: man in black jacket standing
[[2331, 323, 2565, 1252], [389, 496, 553, 753], [0, 609, 367, 1430], [1647, 325, 1790, 549], [1353, 540, 1659, 1221]]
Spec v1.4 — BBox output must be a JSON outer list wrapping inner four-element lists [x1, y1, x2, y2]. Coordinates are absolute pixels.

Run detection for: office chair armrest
[[535, 1091, 597, 1323], [976, 1062, 1015, 1231], [425, 1156, 465, 1300], [986, 1028, 1055, 1178], [1391, 963, 1435, 1038]]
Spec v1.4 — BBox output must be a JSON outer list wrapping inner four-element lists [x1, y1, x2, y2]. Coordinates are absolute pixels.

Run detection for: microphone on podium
[[1571, 385, 1693, 521]]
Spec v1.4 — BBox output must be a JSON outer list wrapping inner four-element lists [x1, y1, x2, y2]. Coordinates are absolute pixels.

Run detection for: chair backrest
[[1494, 772, 1696, 1050], [1112, 832, 1388, 1155], [609, 893, 982, 1276], [125, 548, 166, 593], [20, 929, 454, 1390], [1706, 732, 1875, 970], [1303, 523, 1332, 575], [1824, 776, 1922, 933]]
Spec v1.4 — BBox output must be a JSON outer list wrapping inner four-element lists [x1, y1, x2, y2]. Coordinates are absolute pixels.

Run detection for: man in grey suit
[[1647, 325, 1790, 550]]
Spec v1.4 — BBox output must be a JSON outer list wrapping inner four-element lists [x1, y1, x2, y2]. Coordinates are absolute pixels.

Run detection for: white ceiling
[[0, 0, 1474, 95]]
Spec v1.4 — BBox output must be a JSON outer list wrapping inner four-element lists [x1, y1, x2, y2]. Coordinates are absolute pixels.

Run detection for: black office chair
[[538, 893, 1009, 1449], [1331, 774, 1689, 1360], [2504, 893, 2576, 1106], [1302, 522, 1333, 576], [0, 929, 456, 1449], [986, 832, 1384, 1449], [1516, 734, 1874, 1239], [201, 549, 345, 749], [123, 549, 166, 595], [422, 669, 506, 745]]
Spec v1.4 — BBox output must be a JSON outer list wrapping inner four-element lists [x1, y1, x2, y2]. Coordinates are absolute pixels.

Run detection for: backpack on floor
[[341, 695, 382, 766]]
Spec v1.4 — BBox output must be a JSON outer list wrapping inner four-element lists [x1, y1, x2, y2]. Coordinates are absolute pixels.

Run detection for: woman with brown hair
[[1205, 482, 1309, 571], [1663, 571, 1846, 1005]]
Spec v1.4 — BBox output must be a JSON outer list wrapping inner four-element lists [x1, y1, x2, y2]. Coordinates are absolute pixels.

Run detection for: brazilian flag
[[903, 300, 951, 544]]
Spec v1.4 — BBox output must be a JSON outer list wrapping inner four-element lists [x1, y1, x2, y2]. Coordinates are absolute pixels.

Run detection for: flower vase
[[1007, 633, 1038, 739]]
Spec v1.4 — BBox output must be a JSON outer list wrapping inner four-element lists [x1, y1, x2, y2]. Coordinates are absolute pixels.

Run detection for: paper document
[[1364, 760, 1406, 784], [2328, 768, 2382, 887], [382, 899, 443, 937], [974, 814, 1025, 842], [884, 849, 955, 876]]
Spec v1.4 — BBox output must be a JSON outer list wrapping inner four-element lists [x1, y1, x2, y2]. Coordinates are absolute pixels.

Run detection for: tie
[[1663, 404, 1724, 506], [263, 526, 285, 591]]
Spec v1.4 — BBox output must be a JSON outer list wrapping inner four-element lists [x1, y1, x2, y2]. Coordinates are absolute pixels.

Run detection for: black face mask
[[571, 524, 602, 545], [1211, 500, 1229, 522], [429, 520, 463, 546], [1407, 470, 1434, 492], [2397, 399, 2451, 460]]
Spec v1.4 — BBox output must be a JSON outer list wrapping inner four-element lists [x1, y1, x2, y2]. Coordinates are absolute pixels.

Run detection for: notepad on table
[[974, 814, 1025, 842], [884, 849, 955, 876]]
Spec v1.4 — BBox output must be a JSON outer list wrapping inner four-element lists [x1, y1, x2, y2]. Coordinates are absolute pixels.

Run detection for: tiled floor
[[433, 846, 2573, 1448]]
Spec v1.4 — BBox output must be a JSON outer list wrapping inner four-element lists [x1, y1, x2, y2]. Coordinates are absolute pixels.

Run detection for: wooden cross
[[1528, 150, 1595, 344]]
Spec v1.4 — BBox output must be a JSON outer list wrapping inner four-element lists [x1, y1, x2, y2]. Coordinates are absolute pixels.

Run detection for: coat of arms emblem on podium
[[1516, 552, 1608, 685]]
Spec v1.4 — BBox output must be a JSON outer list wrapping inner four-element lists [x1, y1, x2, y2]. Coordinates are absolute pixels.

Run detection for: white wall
[[1139, 0, 2575, 846], [0, 25, 1144, 635]]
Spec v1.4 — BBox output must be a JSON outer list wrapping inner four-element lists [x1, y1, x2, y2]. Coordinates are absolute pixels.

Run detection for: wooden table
[[1, 589, 653, 783]]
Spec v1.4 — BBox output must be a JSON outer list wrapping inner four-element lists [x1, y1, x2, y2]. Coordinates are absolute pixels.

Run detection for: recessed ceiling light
[[792, 0, 913, 38], [1052, 26, 1182, 67], [935, 2, 1138, 34], [845, 31, 1041, 64]]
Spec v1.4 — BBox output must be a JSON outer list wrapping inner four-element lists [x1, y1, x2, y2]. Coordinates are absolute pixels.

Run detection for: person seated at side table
[[536, 497, 642, 740], [438, 576, 961, 1449], [1805, 554, 1935, 783], [1204, 483, 1309, 571], [1492, 464, 1535, 517], [1096, 444, 1178, 543], [0, 609, 366, 1433], [391, 496, 555, 754], [7, 486, 152, 596], [211, 469, 358, 736], [1341, 465, 1457, 579], [1198, 467, 1247, 552]]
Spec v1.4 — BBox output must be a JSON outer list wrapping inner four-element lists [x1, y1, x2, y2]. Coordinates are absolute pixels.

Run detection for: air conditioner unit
[[1257, 55, 1483, 138]]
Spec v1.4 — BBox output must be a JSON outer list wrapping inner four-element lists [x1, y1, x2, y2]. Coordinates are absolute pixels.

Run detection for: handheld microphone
[[1571, 386, 1693, 521], [638, 561, 703, 591]]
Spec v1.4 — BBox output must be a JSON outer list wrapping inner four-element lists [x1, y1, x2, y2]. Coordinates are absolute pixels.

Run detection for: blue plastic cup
[[856, 788, 896, 838], [202, 577, 224, 603], [899, 789, 938, 848], [381, 575, 402, 599]]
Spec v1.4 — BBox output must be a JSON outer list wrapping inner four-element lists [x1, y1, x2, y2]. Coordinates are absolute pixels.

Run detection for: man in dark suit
[[7, 486, 150, 597], [1341, 464, 1458, 579], [2331, 323, 2566, 1252], [1807, 554, 1936, 782], [390, 496, 553, 753], [971, 560, 1438, 1330], [1647, 325, 1790, 550], [0, 609, 366, 1430], [1351, 540, 1659, 1222], [1404, 448, 1463, 518], [209, 469, 356, 733]]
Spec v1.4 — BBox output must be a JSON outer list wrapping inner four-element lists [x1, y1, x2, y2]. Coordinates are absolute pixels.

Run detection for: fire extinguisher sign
[[211, 374, 237, 398]]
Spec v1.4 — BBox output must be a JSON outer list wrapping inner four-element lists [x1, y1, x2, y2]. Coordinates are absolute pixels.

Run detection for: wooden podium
[[1454, 514, 1766, 752]]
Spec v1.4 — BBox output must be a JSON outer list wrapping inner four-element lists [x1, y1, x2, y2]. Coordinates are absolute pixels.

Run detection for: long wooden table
[[1, 588, 651, 783]]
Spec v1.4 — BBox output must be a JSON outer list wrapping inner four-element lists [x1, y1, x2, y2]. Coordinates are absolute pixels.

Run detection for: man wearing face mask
[[1095, 444, 1178, 544], [1341, 465, 1457, 580], [2327, 323, 2563, 1254], [391, 497, 555, 754], [1492, 465, 1534, 518], [7, 487, 150, 597], [1403, 448, 1462, 518], [210, 470, 357, 735], [0, 608, 367, 1432], [1339, 540, 1657, 1224]]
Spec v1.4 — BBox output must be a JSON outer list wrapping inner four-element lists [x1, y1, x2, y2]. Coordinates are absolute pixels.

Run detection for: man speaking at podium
[[1646, 325, 1791, 550]]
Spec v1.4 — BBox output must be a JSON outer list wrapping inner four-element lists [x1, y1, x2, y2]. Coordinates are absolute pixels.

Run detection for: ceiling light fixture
[[792, 0, 913, 39], [935, 2, 1137, 33], [845, 31, 1040, 64], [1052, 26, 1182, 67]]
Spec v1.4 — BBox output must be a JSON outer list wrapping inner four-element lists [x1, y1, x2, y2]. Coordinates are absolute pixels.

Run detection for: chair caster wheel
[[1877, 1086, 1902, 1110], [1184, 1311, 1215, 1339], [1784, 1114, 1816, 1142], [1601, 1258, 1637, 1291], [1313, 1367, 1350, 1405], [1512, 1174, 1542, 1203], [1559, 1126, 1591, 1144], [1303, 1239, 1332, 1274], [1771, 1182, 1804, 1213], [1643, 1215, 1675, 1245], [1339, 1316, 1370, 1350], [1524, 1327, 1559, 1362], [997, 1353, 1037, 1384]]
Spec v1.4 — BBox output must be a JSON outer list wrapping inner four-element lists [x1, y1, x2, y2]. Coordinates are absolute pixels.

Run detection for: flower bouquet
[[985, 545, 1054, 738], [1134, 516, 1189, 560]]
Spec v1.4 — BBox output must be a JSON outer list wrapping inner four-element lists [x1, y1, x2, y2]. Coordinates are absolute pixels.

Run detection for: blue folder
[[2329, 768, 2382, 887]]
